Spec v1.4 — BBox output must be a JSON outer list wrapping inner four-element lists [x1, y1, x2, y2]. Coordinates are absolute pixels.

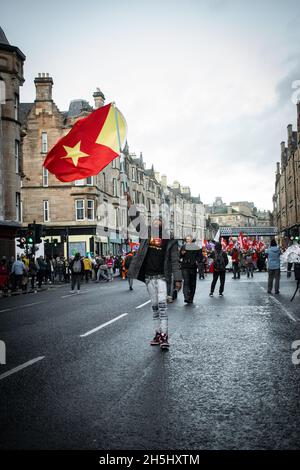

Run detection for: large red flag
[[43, 103, 127, 182]]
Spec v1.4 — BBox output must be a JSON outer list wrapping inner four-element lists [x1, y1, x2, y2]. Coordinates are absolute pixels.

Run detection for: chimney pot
[[34, 73, 54, 101]]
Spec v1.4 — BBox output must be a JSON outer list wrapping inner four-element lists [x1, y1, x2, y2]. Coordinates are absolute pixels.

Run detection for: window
[[76, 199, 84, 220], [14, 94, 19, 121], [116, 207, 120, 228], [15, 140, 20, 173], [132, 190, 137, 204], [43, 167, 48, 187], [87, 200, 94, 220], [43, 200, 49, 222], [75, 179, 85, 186], [112, 158, 118, 169], [16, 192, 21, 222], [86, 176, 93, 186], [102, 173, 106, 192], [132, 167, 136, 181], [41, 132, 48, 153], [112, 178, 118, 196], [121, 209, 126, 228], [120, 181, 125, 197]]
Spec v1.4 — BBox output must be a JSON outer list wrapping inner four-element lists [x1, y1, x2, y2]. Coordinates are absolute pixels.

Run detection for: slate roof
[[0, 26, 9, 45], [19, 102, 34, 125], [67, 99, 93, 117]]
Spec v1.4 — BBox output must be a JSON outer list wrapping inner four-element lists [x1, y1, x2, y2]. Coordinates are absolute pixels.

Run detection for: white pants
[[146, 277, 168, 334]]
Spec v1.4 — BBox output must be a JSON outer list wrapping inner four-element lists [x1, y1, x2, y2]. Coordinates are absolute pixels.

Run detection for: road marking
[[0, 356, 45, 381], [61, 289, 92, 299], [136, 300, 151, 309], [80, 313, 128, 337], [0, 301, 45, 313], [257, 284, 298, 323]]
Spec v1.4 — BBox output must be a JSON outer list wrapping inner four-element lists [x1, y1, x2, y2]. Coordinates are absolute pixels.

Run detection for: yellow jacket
[[83, 257, 92, 270]]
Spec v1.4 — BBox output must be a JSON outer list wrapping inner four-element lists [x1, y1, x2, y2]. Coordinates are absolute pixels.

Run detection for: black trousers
[[210, 271, 226, 294], [232, 262, 240, 279], [182, 268, 197, 301]]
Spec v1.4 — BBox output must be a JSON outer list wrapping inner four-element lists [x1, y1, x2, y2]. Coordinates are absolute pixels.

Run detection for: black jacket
[[180, 243, 203, 269], [127, 206, 182, 283]]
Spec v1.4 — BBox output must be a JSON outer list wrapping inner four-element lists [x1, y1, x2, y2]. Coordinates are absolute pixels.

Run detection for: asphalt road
[[0, 272, 300, 450]]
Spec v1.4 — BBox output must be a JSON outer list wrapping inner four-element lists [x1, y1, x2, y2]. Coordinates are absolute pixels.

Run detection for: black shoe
[[129, 286, 133, 290], [275, 291, 280, 294], [209, 292, 213, 297], [219, 293, 223, 297]]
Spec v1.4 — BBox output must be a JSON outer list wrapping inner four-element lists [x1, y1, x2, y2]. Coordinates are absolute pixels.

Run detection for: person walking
[[126, 192, 182, 350], [209, 242, 228, 297], [69, 253, 84, 293], [0, 257, 9, 297], [244, 251, 254, 278], [231, 247, 240, 279], [36, 256, 47, 288], [11, 255, 26, 291], [124, 251, 134, 290], [266, 239, 281, 294], [106, 255, 114, 281], [29, 256, 38, 291], [180, 236, 203, 304]]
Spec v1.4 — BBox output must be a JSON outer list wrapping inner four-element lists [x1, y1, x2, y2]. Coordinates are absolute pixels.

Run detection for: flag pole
[[113, 102, 128, 193], [113, 102, 129, 252]]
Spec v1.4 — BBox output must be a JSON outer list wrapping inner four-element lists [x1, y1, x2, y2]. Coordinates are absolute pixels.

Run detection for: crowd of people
[[0, 214, 295, 351], [0, 252, 134, 296]]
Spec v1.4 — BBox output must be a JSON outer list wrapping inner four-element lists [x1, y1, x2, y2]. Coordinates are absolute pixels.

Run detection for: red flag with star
[[43, 103, 127, 182]]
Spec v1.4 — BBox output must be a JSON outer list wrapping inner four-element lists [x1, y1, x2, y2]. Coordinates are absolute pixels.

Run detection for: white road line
[[80, 313, 128, 338], [136, 300, 151, 309], [0, 356, 45, 381], [61, 290, 92, 299], [0, 301, 45, 314], [257, 284, 298, 323]]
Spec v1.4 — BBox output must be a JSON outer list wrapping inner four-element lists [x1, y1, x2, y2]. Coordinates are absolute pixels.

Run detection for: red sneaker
[[159, 333, 169, 350], [150, 332, 161, 346]]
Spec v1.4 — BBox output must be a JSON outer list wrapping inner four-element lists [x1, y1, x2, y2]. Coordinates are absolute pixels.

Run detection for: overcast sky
[[2, 0, 300, 210]]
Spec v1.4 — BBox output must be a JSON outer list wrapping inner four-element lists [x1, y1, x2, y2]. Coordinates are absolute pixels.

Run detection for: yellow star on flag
[[61, 141, 89, 167]]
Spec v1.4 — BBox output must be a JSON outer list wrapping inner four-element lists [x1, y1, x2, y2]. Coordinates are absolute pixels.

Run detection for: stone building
[[205, 198, 257, 228], [0, 27, 25, 257], [20, 73, 205, 257], [273, 103, 300, 244], [20, 74, 125, 256], [205, 197, 273, 240]]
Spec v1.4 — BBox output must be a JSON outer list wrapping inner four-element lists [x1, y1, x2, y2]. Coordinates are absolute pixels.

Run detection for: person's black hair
[[270, 239, 277, 247]]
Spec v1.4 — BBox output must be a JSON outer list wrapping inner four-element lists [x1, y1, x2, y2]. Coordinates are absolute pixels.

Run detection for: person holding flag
[[126, 192, 182, 350]]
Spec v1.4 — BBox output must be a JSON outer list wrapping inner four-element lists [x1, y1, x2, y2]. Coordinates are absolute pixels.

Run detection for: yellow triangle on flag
[[95, 104, 127, 153]]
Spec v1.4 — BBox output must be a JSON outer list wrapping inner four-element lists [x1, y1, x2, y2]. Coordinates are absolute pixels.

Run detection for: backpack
[[73, 260, 82, 273], [214, 251, 226, 271]]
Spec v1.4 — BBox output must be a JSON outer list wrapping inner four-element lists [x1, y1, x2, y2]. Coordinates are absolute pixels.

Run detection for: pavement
[[0, 272, 300, 450]]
